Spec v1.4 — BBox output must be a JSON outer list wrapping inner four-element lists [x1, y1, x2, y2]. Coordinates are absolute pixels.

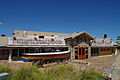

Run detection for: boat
[[22, 50, 70, 62]]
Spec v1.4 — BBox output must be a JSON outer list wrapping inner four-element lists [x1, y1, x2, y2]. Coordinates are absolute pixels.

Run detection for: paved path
[[114, 53, 120, 80], [111, 53, 120, 80], [104, 53, 120, 80]]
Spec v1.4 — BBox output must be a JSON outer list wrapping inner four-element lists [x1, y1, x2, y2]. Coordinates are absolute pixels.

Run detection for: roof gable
[[64, 32, 94, 39]]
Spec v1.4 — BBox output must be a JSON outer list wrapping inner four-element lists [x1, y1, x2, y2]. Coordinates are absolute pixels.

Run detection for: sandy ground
[[85, 55, 116, 77], [86, 55, 116, 71]]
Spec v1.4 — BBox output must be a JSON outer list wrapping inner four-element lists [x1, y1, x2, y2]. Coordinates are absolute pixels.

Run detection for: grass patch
[[0, 64, 105, 80]]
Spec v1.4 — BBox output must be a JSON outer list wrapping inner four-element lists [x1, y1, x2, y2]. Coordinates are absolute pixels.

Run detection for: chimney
[[1, 34, 6, 37], [104, 34, 107, 38]]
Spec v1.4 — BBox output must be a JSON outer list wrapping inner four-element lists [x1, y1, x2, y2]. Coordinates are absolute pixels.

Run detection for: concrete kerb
[[103, 54, 120, 80], [110, 53, 120, 80]]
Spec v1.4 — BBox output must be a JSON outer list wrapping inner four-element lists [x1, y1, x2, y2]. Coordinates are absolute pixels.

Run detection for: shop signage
[[8, 37, 65, 46], [91, 41, 111, 47]]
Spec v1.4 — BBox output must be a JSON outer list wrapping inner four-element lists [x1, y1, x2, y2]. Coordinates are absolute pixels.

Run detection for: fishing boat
[[22, 50, 70, 62]]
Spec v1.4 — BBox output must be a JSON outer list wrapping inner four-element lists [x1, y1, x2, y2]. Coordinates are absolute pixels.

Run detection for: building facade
[[91, 38, 118, 57], [0, 30, 118, 61], [0, 30, 70, 61]]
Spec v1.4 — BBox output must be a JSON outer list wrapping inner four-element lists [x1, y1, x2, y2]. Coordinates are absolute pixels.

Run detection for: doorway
[[78, 47, 86, 59]]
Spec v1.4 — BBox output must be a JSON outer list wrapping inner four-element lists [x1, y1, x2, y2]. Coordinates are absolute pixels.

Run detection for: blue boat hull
[[22, 56, 70, 62]]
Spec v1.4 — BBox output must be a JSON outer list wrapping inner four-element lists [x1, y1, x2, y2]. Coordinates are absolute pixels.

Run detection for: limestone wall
[[0, 37, 8, 46]]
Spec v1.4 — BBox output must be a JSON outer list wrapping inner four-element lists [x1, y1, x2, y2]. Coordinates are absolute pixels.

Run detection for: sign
[[91, 41, 111, 47], [8, 37, 65, 46]]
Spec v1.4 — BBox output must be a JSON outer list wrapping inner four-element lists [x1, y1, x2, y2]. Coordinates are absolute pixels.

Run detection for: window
[[39, 36, 44, 38], [34, 37, 37, 41], [79, 48, 81, 55], [82, 48, 85, 55], [51, 39, 54, 41], [84, 36, 87, 42], [13, 37, 16, 40], [91, 48, 99, 56], [104, 48, 106, 51], [75, 48, 78, 54], [30, 49, 34, 53], [100, 48, 103, 51], [25, 48, 29, 53], [106, 48, 110, 51], [85, 47, 88, 55], [41, 48, 46, 53], [51, 35, 54, 37], [34, 34, 37, 36]]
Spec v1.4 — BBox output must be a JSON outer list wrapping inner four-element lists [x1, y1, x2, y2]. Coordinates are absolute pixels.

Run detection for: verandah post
[[9, 49, 12, 62]]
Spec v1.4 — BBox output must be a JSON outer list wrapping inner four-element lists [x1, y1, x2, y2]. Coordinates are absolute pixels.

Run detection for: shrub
[[10, 65, 39, 80], [0, 63, 105, 80], [0, 65, 11, 73]]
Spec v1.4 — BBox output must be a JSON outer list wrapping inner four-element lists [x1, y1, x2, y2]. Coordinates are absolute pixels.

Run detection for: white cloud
[[0, 22, 2, 24]]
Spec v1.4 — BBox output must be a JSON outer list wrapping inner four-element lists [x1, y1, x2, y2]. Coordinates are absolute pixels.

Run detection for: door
[[78, 47, 86, 59]]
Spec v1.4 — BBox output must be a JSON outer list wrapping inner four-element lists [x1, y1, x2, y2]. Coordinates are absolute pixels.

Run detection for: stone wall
[[0, 37, 8, 46]]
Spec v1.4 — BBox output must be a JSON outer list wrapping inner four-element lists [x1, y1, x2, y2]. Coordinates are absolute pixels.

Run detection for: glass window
[[97, 48, 99, 53], [100, 48, 103, 51], [25, 48, 29, 53], [85, 47, 88, 55], [39, 36, 44, 38], [79, 48, 81, 55], [82, 48, 85, 55]]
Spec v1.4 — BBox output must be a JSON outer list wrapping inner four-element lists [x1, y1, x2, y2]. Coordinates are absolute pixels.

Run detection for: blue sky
[[0, 0, 120, 40]]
